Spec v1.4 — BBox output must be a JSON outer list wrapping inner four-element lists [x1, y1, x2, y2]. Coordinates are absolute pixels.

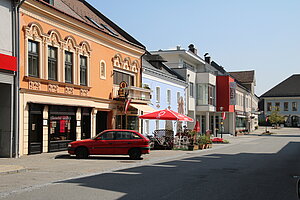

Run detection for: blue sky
[[87, 0, 300, 96]]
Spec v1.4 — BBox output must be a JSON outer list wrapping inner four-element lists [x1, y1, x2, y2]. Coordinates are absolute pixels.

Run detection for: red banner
[[0, 53, 17, 71]]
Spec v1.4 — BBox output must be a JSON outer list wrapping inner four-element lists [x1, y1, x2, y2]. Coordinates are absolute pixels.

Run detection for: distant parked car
[[68, 129, 150, 160]]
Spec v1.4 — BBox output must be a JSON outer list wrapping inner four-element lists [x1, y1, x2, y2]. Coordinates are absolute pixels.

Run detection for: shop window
[[65, 51, 73, 84], [28, 40, 39, 77], [80, 56, 87, 86], [49, 116, 75, 141], [48, 46, 58, 81], [100, 61, 106, 80], [284, 102, 289, 111]]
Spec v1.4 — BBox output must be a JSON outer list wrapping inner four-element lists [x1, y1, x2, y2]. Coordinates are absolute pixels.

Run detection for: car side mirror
[[95, 137, 102, 140]]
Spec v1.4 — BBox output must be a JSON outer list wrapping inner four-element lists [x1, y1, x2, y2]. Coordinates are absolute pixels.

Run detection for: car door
[[92, 131, 115, 155], [114, 131, 133, 154]]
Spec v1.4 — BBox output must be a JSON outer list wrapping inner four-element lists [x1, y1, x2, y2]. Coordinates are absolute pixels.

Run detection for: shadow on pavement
[[56, 142, 300, 200], [54, 154, 142, 161]]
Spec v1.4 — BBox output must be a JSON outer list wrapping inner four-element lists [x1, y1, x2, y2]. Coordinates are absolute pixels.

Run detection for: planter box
[[199, 144, 206, 150], [193, 144, 199, 150], [187, 145, 194, 151]]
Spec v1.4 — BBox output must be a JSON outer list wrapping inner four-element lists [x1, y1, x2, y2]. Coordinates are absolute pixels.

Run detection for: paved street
[[1, 128, 300, 200]]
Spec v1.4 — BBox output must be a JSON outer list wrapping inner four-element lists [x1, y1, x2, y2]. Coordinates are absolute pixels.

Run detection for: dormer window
[[43, 0, 54, 5]]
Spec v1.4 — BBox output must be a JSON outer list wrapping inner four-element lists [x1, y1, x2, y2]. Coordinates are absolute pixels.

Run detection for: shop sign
[[229, 82, 236, 105], [0, 53, 17, 71], [50, 116, 71, 120], [118, 81, 129, 98]]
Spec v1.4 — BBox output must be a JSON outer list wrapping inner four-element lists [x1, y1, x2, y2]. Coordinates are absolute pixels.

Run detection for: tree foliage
[[268, 110, 285, 125]]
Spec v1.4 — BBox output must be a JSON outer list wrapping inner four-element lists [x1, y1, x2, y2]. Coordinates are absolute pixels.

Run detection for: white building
[[152, 45, 220, 135]]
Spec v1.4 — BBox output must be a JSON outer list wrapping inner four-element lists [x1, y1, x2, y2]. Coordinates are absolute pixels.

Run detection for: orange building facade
[[19, 0, 150, 155]]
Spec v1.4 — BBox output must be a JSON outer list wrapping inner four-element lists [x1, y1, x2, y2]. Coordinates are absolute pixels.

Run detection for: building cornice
[[20, 88, 113, 104], [262, 96, 300, 100], [143, 67, 186, 86]]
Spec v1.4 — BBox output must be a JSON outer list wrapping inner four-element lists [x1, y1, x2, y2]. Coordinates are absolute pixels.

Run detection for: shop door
[[82, 108, 91, 139], [29, 113, 43, 154], [96, 111, 107, 134]]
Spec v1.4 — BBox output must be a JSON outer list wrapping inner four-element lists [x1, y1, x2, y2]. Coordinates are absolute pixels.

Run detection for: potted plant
[[198, 135, 207, 150], [187, 130, 198, 150], [206, 138, 213, 148]]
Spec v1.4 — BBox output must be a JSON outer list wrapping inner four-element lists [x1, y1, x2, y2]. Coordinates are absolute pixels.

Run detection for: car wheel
[[75, 147, 89, 159], [129, 148, 141, 160]]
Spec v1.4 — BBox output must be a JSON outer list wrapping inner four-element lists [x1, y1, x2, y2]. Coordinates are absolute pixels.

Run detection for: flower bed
[[211, 138, 229, 144]]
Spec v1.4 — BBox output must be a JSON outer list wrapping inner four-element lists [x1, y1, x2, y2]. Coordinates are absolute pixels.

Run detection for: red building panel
[[0, 53, 17, 72], [216, 76, 235, 112]]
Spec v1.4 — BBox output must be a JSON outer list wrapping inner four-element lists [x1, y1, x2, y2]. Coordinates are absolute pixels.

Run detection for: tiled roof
[[229, 70, 255, 83], [261, 74, 300, 97], [36, 0, 145, 49]]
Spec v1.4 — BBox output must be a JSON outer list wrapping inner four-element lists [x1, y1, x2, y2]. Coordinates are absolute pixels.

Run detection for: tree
[[268, 110, 285, 128]]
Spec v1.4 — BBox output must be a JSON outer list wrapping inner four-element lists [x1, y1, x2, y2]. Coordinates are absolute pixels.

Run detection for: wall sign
[[43, 119, 48, 126], [229, 82, 236, 105]]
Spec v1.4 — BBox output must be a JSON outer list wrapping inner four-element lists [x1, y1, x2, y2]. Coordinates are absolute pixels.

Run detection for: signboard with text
[[229, 82, 236, 105]]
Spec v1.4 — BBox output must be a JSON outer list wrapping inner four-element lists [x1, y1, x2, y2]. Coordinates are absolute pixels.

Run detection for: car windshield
[[92, 131, 105, 140]]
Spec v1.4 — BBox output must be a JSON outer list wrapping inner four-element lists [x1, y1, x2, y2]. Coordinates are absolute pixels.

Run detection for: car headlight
[[68, 144, 72, 148]]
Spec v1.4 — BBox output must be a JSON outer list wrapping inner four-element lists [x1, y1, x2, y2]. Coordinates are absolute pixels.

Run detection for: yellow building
[[19, 0, 151, 155]]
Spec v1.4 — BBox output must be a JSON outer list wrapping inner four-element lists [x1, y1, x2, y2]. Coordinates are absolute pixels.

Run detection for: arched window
[[100, 60, 106, 80]]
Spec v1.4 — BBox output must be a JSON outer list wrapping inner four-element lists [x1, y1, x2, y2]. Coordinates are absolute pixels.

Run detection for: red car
[[68, 129, 150, 160]]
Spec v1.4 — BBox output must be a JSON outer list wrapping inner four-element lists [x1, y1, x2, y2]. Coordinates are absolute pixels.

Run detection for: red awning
[[139, 109, 193, 122]]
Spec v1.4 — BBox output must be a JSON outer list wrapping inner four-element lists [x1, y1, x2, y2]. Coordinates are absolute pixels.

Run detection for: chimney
[[188, 44, 197, 55], [204, 53, 211, 64], [176, 45, 181, 50]]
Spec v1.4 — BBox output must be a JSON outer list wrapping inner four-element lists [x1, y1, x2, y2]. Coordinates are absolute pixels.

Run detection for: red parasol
[[139, 109, 193, 122], [193, 120, 200, 133]]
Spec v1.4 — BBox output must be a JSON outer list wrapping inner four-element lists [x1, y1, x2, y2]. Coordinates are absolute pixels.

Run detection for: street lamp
[[220, 106, 224, 138]]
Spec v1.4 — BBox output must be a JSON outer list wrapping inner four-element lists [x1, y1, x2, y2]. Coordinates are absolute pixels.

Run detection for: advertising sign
[[229, 82, 236, 105]]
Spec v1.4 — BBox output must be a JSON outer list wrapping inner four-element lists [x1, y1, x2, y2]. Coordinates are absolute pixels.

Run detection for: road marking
[[111, 171, 141, 175]]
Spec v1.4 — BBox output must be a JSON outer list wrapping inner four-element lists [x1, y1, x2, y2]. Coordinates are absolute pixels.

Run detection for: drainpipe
[[13, 0, 26, 158]]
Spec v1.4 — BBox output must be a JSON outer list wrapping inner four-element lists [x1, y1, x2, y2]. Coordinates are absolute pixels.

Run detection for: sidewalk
[[0, 133, 261, 198]]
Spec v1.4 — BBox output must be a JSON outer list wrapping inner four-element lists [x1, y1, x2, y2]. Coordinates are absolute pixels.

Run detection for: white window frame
[[167, 89, 171, 105], [100, 60, 106, 80], [156, 87, 160, 103]]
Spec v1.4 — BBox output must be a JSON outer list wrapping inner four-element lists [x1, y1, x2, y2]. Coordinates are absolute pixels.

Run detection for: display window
[[49, 115, 76, 141]]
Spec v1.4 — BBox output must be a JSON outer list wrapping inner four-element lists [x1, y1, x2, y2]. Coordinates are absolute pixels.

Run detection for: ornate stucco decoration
[[65, 87, 74, 95], [29, 81, 41, 90], [48, 84, 59, 93], [24, 22, 44, 40], [80, 88, 89, 96], [112, 54, 139, 73]]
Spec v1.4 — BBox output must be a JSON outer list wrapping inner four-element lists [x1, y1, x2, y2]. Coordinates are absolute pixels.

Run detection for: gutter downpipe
[[13, 0, 26, 158]]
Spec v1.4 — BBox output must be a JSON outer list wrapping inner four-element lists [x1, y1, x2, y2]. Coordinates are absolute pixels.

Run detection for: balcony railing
[[113, 85, 151, 102]]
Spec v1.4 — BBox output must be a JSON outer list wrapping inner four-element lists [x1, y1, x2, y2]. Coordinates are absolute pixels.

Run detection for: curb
[[0, 165, 26, 175]]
